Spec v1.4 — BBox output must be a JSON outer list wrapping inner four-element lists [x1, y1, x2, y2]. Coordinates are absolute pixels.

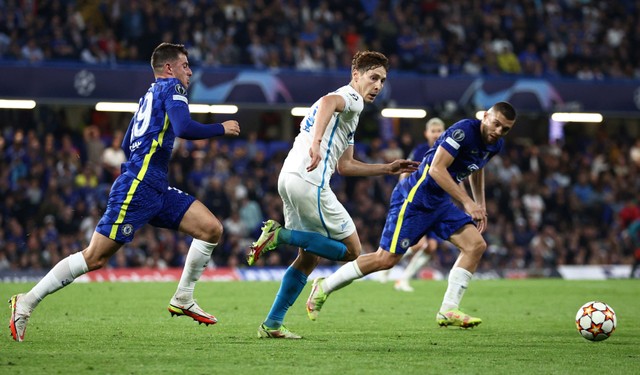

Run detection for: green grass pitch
[[1, 279, 639, 374]]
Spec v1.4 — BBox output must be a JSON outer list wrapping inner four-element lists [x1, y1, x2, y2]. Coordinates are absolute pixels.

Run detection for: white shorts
[[278, 172, 355, 241]]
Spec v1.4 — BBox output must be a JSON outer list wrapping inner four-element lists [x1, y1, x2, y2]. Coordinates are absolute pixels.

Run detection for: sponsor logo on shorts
[[121, 224, 134, 237]]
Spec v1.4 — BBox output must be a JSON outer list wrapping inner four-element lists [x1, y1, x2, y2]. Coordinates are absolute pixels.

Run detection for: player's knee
[[466, 239, 487, 258], [377, 257, 396, 270], [202, 217, 223, 243], [342, 246, 361, 261], [83, 252, 108, 271], [92, 257, 109, 270], [376, 250, 401, 270], [477, 239, 487, 253]]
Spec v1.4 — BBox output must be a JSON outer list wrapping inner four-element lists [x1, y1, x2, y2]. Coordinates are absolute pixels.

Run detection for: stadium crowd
[[1, 109, 639, 273], [1, 0, 639, 79], [1, 0, 640, 275]]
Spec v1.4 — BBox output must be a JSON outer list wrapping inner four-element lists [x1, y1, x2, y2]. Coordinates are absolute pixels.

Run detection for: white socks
[[440, 267, 473, 312], [22, 252, 89, 311], [322, 260, 363, 294], [400, 252, 430, 282], [174, 239, 216, 302], [403, 247, 415, 258]]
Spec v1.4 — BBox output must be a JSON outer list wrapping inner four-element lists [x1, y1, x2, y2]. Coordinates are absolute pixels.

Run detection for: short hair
[[491, 101, 517, 121], [425, 117, 445, 131], [351, 51, 389, 73], [150, 43, 189, 71]]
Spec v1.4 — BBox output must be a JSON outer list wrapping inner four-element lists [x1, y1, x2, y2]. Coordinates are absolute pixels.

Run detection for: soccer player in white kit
[[247, 51, 419, 338]]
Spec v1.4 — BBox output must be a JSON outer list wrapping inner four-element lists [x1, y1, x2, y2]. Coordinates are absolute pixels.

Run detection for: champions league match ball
[[575, 301, 616, 341]]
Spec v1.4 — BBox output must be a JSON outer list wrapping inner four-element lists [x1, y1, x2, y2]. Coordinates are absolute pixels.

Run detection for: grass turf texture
[[2, 279, 639, 375]]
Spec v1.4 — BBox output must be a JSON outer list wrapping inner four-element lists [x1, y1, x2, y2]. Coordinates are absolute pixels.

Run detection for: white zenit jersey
[[281, 84, 364, 189]]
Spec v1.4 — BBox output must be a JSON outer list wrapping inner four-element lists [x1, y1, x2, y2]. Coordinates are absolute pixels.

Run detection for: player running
[[9, 43, 240, 342], [306, 102, 517, 328], [246, 51, 418, 339]]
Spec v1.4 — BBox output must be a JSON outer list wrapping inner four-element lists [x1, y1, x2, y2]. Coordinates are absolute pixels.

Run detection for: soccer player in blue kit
[[306, 102, 517, 328], [378, 117, 446, 292], [9, 43, 241, 342]]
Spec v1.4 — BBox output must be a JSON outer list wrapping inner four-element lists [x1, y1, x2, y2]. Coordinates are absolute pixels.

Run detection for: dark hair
[[352, 51, 389, 73], [150, 43, 189, 71], [492, 101, 517, 121]]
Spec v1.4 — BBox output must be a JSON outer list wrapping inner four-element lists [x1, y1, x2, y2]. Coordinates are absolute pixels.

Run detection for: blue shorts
[[379, 187, 473, 254], [424, 230, 442, 242], [96, 174, 195, 243]]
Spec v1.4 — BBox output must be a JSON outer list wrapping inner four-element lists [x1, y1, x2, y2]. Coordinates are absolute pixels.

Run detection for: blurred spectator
[[381, 139, 404, 162], [518, 43, 543, 76], [83, 125, 106, 168], [1, 0, 640, 272], [630, 139, 640, 167], [496, 44, 521, 74], [1, 0, 639, 79], [21, 38, 44, 63], [236, 184, 263, 235], [101, 130, 127, 183], [0, 113, 639, 272], [223, 211, 248, 238]]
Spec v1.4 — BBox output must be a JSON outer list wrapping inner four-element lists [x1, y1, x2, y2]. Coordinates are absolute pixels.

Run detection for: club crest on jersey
[[174, 84, 187, 95], [452, 129, 465, 142], [400, 238, 411, 249], [349, 93, 359, 101], [121, 224, 133, 237]]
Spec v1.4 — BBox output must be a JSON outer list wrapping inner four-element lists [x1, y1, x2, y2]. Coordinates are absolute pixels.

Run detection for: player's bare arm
[[307, 94, 345, 172], [387, 159, 420, 175], [336, 145, 419, 176], [428, 146, 485, 223], [468, 169, 488, 233], [468, 169, 486, 210]]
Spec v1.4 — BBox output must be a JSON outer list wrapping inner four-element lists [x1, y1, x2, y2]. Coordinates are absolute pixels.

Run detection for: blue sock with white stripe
[[264, 266, 308, 328], [278, 228, 347, 260]]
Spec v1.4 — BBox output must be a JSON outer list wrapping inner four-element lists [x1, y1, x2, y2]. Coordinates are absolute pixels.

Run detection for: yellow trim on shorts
[[109, 115, 170, 239], [389, 165, 430, 253]]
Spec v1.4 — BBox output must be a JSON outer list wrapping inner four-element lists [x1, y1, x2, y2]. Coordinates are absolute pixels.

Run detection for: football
[[575, 301, 617, 341]]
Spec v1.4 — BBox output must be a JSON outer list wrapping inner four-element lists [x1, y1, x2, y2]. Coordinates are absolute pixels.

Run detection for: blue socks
[[263, 228, 347, 328], [278, 228, 347, 261], [264, 267, 308, 328]]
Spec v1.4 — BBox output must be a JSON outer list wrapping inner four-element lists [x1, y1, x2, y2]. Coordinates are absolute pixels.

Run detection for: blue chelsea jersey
[[121, 78, 188, 192], [400, 118, 503, 205], [407, 143, 431, 163]]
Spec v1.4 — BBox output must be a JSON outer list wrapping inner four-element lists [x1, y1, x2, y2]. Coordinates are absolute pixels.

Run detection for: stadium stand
[[1, 0, 638, 79], [1, 0, 639, 275]]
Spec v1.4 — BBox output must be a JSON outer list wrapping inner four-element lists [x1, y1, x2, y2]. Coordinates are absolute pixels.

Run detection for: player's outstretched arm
[[336, 146, 419, 177], [387, 159, 420, 175], [168, 106, 240, 140]]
